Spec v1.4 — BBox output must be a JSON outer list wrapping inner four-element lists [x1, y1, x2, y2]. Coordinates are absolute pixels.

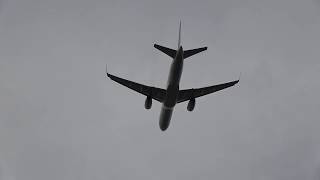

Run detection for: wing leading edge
[[106, 72, 166, 102], [177, 79, 239, 103]]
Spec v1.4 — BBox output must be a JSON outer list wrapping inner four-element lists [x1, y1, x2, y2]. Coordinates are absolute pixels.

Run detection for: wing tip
[[105, 64, 112, 78], [236, 72, 241, 84]]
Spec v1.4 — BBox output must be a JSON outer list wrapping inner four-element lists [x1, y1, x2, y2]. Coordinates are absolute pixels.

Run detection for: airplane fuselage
[[106, 22, 238, 132], [159, 46, 184, 131]]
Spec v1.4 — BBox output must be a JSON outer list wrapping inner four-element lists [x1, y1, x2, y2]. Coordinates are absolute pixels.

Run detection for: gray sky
[[1, 0, 320, 179]]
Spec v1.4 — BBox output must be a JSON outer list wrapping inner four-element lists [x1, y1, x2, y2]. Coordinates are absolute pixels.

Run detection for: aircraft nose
[[159, 106, 172, 131], [160, 126, 168, 131]]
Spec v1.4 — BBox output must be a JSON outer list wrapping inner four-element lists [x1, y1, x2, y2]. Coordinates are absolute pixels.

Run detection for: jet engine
[[145, 96, 152, 109], [187, 98, 195, 111]]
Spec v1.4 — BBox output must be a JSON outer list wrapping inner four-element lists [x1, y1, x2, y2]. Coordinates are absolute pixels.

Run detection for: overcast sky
[[1, 0, 320, 180]]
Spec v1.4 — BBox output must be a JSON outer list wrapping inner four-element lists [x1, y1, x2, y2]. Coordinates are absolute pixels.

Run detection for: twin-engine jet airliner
[[106, 22, 239, 131]]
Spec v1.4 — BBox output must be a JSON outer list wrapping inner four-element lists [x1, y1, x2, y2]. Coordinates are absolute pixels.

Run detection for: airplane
[[106, 22, 239, 131]]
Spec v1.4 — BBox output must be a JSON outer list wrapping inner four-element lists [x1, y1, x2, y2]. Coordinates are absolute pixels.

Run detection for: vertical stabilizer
[[178, 21, 181, 48]]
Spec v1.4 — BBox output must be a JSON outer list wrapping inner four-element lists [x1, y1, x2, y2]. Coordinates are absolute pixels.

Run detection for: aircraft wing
[[107, 73, 166, 102], [177, 80, 239, 103]]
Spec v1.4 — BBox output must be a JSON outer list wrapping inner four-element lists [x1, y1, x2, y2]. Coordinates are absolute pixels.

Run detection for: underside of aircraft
[[107, 22, 239, 131]]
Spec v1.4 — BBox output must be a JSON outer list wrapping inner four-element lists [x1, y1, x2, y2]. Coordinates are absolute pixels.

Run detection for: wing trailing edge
[[106, 67, 167, 102], [177, 79, 239, 103]]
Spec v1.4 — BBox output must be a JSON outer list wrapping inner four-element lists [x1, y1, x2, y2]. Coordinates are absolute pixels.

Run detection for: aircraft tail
[[154, 21, 207, 59], [154, 44, 176, 58], [183, 47, 207, 59], [178, 21, 207, 59], [178, 21, 181, 48]]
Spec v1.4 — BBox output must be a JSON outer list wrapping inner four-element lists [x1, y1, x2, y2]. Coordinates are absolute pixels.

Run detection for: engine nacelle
[[144, 96, 152, 109], [187, 98, 195, 111]]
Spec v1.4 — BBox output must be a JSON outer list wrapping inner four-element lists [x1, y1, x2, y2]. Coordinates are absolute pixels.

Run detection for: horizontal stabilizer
[[184, 47, 207, 59], [154, 44, 176, 58]]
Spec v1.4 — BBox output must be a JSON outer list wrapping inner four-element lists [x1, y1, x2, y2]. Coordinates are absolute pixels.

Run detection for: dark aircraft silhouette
[[106, 22, 239, 131]]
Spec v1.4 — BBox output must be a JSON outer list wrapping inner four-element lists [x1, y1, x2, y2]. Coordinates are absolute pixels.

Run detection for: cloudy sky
[[1, 0, 320, 179]]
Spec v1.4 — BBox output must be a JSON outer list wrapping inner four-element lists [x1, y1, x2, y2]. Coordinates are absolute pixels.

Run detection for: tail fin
[[183, 47, 207, 59], [178, 21, 181, 48], [154, 21, 207, 59], [178, 21, 207, 59]]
